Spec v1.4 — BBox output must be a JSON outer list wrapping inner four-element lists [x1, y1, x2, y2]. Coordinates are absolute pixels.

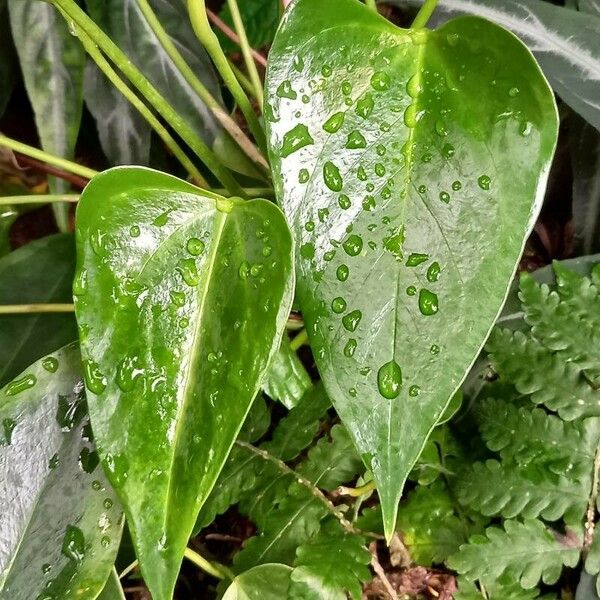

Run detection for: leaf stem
[[412, 0, 438, 29], [338, 481, 377, 497], [0, 195, 79, 205], [183, 547, 234, 580], [364, 0, 378, 12], [290, 328, 309, 351], [226, 0, 264, 107], [134, 0, 268, 171], [227, 59, 256, 98], [72, 20, 209, 186], [235, 440, 382, 539], [51, 0, 244, 196], [187, 0, 267, 154], [0, 304, 75, 314], [0, 134, 97, 180], [118, 560, 138, 580], [207, 9, 267, 68], [584, 441, 600, 554]]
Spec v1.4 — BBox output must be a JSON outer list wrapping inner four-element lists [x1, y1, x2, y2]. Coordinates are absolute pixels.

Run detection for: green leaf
[[0, 0, 17, 118], [195, 384, 330, 533], [217, 0, 279, 53], [476, 397, 599, 481], [265, 0, 558, 539], [456, 459, 589, 523], [8, 0, 85, 231], [263, 339, 312, 409], [396, 480, 481, 565], [449, 519, 580, 589], [0, 344, 123, 600], [234, 424, 363, 571], [0, 234, 77, 387], [73, 166, 294, 600], [84, 60, 152, 166], [454, 576, 552, 600], [98, 569, 126, 600], [390, 0, 600, 131], [223, 564, 292, 600], [487, 328, 599, 419], [519, 273, 600, 386], [86, 0, 222, 148], [290, 520, 371, 600]]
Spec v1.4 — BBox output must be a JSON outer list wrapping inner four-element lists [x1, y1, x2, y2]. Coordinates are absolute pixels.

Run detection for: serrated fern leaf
[[289, 520, 371, 600], [396, 481, 483, 565], [449, 519, 581, 588], [456, 459, 589, 523], [487, 328, 598, 420], [195, 385, 330, 530], [454, 577, 555, 600], [519, 273, 600, 384], [476, 398, 599, 481], [234, 425, 363, 572]]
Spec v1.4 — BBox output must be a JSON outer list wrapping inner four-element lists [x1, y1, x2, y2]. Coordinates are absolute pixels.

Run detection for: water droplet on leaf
[[377, 360, 402, 399]]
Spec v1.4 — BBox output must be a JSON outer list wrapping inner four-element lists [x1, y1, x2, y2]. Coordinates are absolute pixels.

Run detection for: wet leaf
[[223, 564, 292, 600], [8, 0, 85, 231], [0, 234, 77, 387], [266, 0, 558, 538], [0, 344, 123, 600], [392, 0, 600, 131], [74, 167, 294, 600]]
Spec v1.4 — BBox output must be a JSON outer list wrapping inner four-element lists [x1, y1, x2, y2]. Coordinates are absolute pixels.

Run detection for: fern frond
[[519, 273, 600, 384], [486, 328, 599, 420], [449, 519, 581, 589], [395, 480, 482, 565], [456, 459, 588, 523], [454, 576, 556, 599], [234, 424, 364, 572], [289, 520, 371, 600], [476, 398, 599, 481]]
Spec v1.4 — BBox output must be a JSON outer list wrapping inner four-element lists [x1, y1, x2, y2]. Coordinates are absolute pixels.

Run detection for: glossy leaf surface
[[394, 0, 600, 131], [74, 167, 294, 600], [223, 564, 292, 600], [266, 0, 558, 538], [8, 0, 85, 231], [0, 234, 77, 387], [0, 344, 123, 600]]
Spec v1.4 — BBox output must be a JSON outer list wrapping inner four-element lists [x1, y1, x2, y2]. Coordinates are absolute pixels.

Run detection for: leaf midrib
[[162, 208, 229, 533]]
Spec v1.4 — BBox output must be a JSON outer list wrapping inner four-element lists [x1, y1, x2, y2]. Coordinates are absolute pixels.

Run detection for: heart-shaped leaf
[[223, 564, 292, 600], [0, 343, 123, 600], [74, 167, 294, 600], [266, 0, 558, 539]]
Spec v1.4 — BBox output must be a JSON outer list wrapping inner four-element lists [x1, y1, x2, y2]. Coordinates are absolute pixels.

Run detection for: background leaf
[[84, 60, 152, 166], [389, 0, 600, 132], [74, 167, 294, 600], [0, 0, 17, 119], [217, 0, 279, 53], [98, 569, 126, 600], [0, 344, 123, 600], [8, 0, 85, 231], [85, 0, 222, 155], [0, 234, 77, 387], [265, 0, 558, 538], [223, 564, 292, 600]]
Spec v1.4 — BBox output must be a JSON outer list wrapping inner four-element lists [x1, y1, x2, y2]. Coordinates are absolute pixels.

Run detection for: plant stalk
[[226, 0, 264, 107], [134, 0, 268, 171], [72, 20, 208, 186], [412, 0, 438, 28], [227, 59, 256, 99], [0, 195, 79, 205], [183, 547, 233, 580], [0, 134, 98, 180], [0, 304, 75, 314], [290, 328, 309, 351], [365, 0, 378, 12], [51, 0, 244, 196], [187, 0, 267, 155]]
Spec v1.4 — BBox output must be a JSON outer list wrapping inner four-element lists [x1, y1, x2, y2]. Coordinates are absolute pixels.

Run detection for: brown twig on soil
[[14, 154, 90, 189], [206, 9, 268, 68]]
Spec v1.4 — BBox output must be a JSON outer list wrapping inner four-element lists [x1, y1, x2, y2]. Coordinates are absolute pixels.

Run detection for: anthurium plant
[[2, 0, 599, 597]]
